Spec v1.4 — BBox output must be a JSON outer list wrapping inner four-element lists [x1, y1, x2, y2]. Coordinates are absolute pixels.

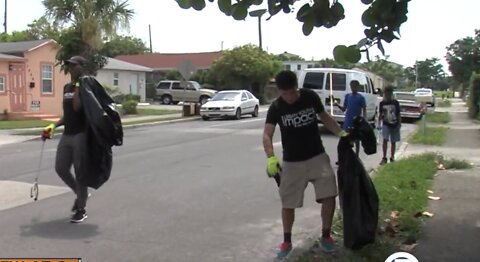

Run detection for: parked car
[[200, 90, 259, 120], [414, 88, 436, 107], [297, 68, 379, 125], [395, 91, 427, 120], [155, 80, 217, 105]]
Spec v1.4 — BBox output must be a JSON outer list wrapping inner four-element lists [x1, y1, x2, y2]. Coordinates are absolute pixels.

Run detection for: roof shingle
[[115, 51, 222, 70], [0, 39, 54, 54]]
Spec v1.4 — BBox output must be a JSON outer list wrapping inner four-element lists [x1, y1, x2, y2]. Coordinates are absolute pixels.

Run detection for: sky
[[0, 0, 478, 71]]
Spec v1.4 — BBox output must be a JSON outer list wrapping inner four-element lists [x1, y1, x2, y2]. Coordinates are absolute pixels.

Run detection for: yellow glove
[[338, 130, 348, 138], [267, 156, 280, 177], [41, 123, 56, 140]]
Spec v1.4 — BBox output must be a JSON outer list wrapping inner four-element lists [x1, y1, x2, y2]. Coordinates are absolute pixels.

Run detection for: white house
[[96, 58, 153, 102], [282, 60, 317, 73]]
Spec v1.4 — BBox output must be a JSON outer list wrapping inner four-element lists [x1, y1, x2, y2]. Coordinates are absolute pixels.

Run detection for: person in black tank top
[[263, 71, 348, 258], [41, 56, 90, 223]]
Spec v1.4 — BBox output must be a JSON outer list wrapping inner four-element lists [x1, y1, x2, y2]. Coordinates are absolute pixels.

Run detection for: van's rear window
[[326, 73, 347, 91], [303, 72, 325, 89]]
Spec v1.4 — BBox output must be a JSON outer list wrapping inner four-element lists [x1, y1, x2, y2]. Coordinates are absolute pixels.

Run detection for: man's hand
[[338, 130, 348, 138], [267, 156, 280, 177], [41, 123, 55, 141]]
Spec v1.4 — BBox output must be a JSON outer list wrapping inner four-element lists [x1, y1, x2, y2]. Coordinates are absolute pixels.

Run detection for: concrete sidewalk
[[408, 105, 480, 261]]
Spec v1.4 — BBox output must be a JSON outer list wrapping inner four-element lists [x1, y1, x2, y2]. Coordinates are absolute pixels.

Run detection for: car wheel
[[252, 105, 259, 117], [199, 96, 210, 105], [235, 108, 241, 120], [162, 95, 172, 105], [202, 115, 210, 121]]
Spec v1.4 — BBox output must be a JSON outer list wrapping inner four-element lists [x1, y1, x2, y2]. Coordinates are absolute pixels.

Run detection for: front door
[[9, 63, 27, 112], [129, 74, 138, 95]]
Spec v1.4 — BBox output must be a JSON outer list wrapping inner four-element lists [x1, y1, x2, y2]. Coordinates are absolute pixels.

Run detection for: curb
[[7, 116, 201, 142]]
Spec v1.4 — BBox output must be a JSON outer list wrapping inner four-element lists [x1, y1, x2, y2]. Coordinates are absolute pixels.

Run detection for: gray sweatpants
[[55, 133, 88, 210]]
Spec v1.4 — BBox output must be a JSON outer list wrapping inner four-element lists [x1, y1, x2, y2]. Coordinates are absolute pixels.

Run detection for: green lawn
[[437, 99, 452, 107], [0, 120, 51, 130], [426, 112, 451, 124], [409, 126, 447, 145], [136, 108, 181, 115], [295, 153, 438, 262]]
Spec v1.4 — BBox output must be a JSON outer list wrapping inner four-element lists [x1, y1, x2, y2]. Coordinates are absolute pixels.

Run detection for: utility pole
[[3, 0, 7, 34], [148, 24, 153, 53], [415, 60, 419, 88]]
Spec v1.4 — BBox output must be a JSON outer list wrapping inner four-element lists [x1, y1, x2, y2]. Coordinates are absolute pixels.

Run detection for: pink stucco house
[[0, 39, 69, 119]]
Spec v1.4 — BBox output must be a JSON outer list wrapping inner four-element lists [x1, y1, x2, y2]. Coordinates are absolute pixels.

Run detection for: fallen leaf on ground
[[415, 211, 434, 218], [390, 211, 400, 219], [427, 190, 434, 194], [422, 211, 434, 217], [400, 243, 418, 252], [428, 196, 441, 200]]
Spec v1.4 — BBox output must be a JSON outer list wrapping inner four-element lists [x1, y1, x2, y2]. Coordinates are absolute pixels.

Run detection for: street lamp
[[249, 9, 267, 50]]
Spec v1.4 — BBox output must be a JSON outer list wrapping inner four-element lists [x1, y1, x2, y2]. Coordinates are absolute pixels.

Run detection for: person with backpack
[[263, 71, 347, 259], [41, 56, 91, 223], [378, 86, 401, 165]]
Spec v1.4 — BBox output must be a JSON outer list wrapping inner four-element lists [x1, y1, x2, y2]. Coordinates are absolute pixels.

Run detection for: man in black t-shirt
[[41, 56, 90, 223], [378, 86, 401, 165], [263, 71, 347, 259]]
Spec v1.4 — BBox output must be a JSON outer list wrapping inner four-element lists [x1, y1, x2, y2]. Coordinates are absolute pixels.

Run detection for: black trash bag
[[77, 129, 113, 189], [79, 76, 123, 147], [337, 136, 379, 250], [351, 116, 377, 155], [77, 76, 121, 189]]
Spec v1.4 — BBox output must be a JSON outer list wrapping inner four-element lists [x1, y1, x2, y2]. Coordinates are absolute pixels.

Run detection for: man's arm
[[319, 111, 343, 136], [263, 123, 276, 157], [55, 117, 65, 128]]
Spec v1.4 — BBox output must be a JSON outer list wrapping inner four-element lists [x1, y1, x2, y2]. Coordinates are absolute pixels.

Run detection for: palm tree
[[42, 0, 134, 74], [43, 0, 134, 48]]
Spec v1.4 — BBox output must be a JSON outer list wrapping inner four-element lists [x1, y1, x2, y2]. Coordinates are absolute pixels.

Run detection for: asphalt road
[[0, 112, 415, 261]]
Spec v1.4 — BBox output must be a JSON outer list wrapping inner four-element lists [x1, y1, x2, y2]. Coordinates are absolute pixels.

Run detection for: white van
[[298, 68, 379, 125]]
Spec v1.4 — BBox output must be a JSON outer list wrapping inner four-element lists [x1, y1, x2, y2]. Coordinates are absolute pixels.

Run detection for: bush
[[146, 82, 156, 100], [468, 73, 480, 119], [114, 94, 141, 104], [125, 94, 141, 102], [122, 100, 138, 115]]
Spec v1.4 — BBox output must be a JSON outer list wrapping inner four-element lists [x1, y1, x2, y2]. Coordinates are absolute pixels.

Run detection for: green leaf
[[191, 0, 206, 11], [218, 0, 232, 15], [345, 45, 362, 63], [176, 0, 192, 9], [232, 3, 248, 20], [268, 0, 282, 16], [362, 10, 376, 27], [302, 19, 315, 36], [249, 9, 267, 17], [377, 41, 385, 55], [333, 45, 348, 63], [296, 4, 311, 23]]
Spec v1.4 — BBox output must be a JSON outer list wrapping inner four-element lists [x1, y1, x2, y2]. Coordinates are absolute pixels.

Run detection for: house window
[[297, 64, 302, 70], [41, 64, 53, 94], [113, 72, 119, 87], [0, 76, 5, 92], [285, 64, 291, 71]]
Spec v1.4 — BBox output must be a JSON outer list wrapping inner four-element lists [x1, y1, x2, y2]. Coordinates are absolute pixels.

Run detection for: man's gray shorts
[[279, 153, 338, 209]]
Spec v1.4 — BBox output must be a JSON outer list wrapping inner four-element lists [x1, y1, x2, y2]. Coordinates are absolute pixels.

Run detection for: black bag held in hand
[[350, 116, 377, 155], [337, 135, 379, 250]]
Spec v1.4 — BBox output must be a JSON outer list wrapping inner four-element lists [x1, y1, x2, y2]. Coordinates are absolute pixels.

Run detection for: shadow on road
[[20, 217, 100, 240]]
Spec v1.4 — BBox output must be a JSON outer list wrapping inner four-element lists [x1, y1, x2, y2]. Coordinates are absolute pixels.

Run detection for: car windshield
[[395, 93, 415, 101], [212, 92, 240, 101]]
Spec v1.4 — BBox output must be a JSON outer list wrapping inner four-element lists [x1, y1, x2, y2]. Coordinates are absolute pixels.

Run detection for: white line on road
[[207, 117, 265, 128]]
